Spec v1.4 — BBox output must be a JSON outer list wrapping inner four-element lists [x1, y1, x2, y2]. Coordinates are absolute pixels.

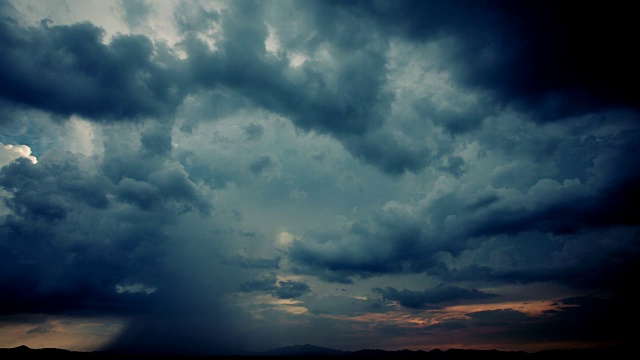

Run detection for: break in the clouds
[[1, 0, 638, 355]]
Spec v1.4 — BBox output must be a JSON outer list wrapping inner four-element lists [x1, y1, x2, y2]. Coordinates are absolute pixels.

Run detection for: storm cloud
[[1, 0, 638, 355], [373, 286, 499, 309]]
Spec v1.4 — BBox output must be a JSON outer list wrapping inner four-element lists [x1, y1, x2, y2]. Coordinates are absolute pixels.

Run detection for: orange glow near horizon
[[0, 317, 125, 352], [315, 298, 582, 352], [320, 299, 569, 328], [430, 299, 572, 323]]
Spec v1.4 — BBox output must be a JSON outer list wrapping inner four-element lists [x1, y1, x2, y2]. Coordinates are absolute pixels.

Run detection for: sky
[[0, 0, 638, 355]]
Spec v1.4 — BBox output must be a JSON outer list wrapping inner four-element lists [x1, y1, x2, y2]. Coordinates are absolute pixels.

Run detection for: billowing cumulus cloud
[[288, 114, 640, 291], [1, 0, 638, 355], [0, 143, 37, 166], [0, 14, 184, 121]]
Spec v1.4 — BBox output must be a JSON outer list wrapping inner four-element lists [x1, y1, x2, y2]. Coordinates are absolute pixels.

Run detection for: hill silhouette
[[0, 344, 630, 358]]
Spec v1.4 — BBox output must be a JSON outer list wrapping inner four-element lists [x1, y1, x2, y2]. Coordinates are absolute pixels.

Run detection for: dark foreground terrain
[[0, 344, 631, 359]]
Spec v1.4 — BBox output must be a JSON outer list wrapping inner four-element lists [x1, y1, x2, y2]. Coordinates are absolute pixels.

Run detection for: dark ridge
[[0, 344, 631, 358], [259, 344, 347, 356]]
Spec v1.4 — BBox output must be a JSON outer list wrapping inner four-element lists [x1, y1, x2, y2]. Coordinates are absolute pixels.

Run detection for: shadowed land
[[0, 344, 631, 358]]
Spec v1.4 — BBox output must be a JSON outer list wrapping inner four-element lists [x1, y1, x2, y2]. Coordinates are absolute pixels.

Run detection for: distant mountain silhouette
[[0, 344, 631, 358], [290, 347, 532, 358], [258, 344, 347, 356]]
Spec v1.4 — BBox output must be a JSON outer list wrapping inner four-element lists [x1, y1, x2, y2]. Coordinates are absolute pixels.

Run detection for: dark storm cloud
[[343, 131, 432, 175], [181, 0, 390, 129], [291, 206, 639, 293], [541, 295, 633, 343], [372, 285, 499, 309], [471, 135, 640, 237], [0, 14, 184, 121], [0, 123, 246, 354], [0, 0, 465, 175], [177, 1, 423, 173], [0, 154, 111, 218], [107, 279, 248, 356], [240, 275, 311, 299], [102, 127, 211, 215], [112, 159, 210, 214], [288, 216, 434, 280], [291, 189, 639, 291], [290, 265, 354, 285], [412, 96, 488, 135], [174, 0, 640, 177], [290, 115, 640, 287], [0, 156, 160, 314], [240, 276, 278, 293], [0, 125, 213, 316], [345, 0, 640, 121], [273, 280, 310, 299], [287, 190, 487, 281], [1, 0, 639, 352], [449, 294, 635, 346], [464, 228, 637, 292], [2, 0, 637, 176]]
